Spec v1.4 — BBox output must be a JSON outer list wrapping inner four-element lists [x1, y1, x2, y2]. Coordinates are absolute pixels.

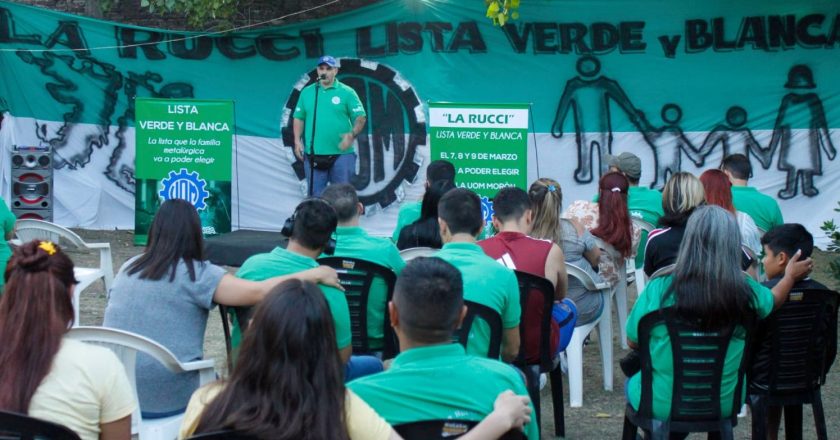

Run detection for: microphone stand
[[307, 75, 323, 197]]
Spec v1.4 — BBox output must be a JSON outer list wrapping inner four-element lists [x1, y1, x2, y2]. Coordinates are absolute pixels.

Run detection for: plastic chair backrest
[[565, 262, 610, 292], [317, 257, 398, 358], [513, 270, 555, 372], [455, 300, 503, 359], [636, 307, 756, 429], [749, 289, 840, 394], [394, 419, 526, 440], [631, 217, 656, 234], [398, 246, 437, 262], [67, 326, 191, 373], [14, 219, 86, 248], [0, 410, 81, 440]]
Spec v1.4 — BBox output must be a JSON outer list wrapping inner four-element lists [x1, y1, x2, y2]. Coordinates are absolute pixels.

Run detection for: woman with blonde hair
[[643, 172, 706, 277], [529, 178, 604, 325]]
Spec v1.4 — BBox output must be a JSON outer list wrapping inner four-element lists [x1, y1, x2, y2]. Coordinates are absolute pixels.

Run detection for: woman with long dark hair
[[397, 179, 456, 250], [179, 280, 532, 439], [625, 205, 811, 422], [104, 199, 341, 417], [563, 171, 640, 287], [0, 241, 135, 440]]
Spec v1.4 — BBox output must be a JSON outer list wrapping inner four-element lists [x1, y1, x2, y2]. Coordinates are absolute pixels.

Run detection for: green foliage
[[820, 201, 840, 283], [101, 0, 240, 29], [485, 0, 520, 26]]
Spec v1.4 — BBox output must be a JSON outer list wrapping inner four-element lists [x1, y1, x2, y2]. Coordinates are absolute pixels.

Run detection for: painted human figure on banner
[[767, 65, 836, 199], [551, 56, 649, 183], [697, 106, 771, 172], [638, 103, 703, 189]]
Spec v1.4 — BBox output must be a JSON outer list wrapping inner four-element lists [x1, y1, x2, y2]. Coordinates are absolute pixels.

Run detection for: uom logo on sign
[[159, 168, 209, 210]]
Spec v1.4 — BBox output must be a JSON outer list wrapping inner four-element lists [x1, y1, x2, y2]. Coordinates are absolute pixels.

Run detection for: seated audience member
[[530, 178, 605, 325], [392, 159, 455, 242], [397, 179, 455, 250], [0, 241, 135, 440], [322, 184, 406, 350], [700, 169, 762, 255], [0, 197, 15, 292], [721, 153, 783, 232], [434, 188, 521, 361], [104, 199, 339, 417], [479, 186, 575, 362], [626, 206, 811, 423], [644, 172, 705, 278], [603, 152, 664, 269], [181, 279, 531, 440], [752, 224, 830, 439], [236, 198, 380, 381], [349, 257, 539, 439], [564, 171, 641, 286]]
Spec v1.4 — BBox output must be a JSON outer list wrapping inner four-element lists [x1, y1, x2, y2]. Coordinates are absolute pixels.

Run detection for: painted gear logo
[[159, 168, 209, 210], [281, 58, 426, 212], [480, 196, 495, 224]]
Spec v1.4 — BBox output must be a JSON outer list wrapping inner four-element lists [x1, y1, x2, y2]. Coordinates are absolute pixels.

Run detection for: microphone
[[318, 74, 327, 80]]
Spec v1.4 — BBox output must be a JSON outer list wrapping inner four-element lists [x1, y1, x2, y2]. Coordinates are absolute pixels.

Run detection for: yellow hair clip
[[38, 241, 57, 256]]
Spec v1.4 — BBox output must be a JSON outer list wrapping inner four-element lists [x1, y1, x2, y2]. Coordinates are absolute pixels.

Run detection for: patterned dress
[[563, 200, 641, 287]]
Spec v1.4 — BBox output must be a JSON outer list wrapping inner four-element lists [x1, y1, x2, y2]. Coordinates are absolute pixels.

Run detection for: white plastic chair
[[13, 219, 114, 326], [398, 246, 437, 262], [594, 237, 631, 350], [565, 262, 613, 407], [630, 217, 657, 294], [67, 326, 216, 440]]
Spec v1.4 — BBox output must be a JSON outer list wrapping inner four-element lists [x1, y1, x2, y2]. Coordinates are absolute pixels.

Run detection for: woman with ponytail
[[563, 171, 641, 287], [0, 241, 135, 440]]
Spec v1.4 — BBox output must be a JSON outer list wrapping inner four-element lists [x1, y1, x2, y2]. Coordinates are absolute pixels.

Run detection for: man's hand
[[294, 141, 304, 161], [339, 132, 355, 151]]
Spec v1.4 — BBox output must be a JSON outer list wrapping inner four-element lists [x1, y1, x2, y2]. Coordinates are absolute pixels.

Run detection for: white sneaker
[[737, 403, 748, 418], [539, 373, 547, 391]]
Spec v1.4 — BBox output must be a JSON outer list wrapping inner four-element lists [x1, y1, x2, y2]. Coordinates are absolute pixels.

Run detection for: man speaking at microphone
[[293, 55, 367, 196]]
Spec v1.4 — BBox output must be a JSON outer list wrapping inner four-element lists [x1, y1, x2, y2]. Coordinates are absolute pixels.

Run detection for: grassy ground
[[69, 229, 840, 439]]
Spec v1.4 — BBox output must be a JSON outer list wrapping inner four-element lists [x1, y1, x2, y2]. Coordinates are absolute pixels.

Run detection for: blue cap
[[317, 55, 337, 68]]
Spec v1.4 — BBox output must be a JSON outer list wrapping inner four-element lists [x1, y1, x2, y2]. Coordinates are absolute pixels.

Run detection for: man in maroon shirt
[[479, 186, 572, 363]]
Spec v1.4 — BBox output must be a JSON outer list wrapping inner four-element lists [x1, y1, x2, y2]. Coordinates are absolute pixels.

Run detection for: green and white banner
[[430, 102, 529, 234], [134, 98, 233, 245], [0, 0, 838, 243]]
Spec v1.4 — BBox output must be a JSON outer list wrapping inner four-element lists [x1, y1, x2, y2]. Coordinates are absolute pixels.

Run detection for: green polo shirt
[[595, 186, 663, 268], [321, 226, 405, 349], [348, 343, 539, 439], [434, 242, 520, 357], [391, 201, 422, 242], [293, 79, 366, 156], [235, 247, 352, 351], [730, 186, 783, 233], [0, 199, 15, 291], [626, 275, 774, 420]]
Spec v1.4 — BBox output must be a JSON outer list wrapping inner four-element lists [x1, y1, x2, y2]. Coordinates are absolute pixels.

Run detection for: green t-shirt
[[235, 247, 352, 351], [0, 199, 15, 290], [730, 186, 783, 233], [321, 226, 405, 349], [626, 275, 774, 420], [629, 186, 664, 269], [293, 79, 366, 156], [434, 242, 520, 357], [391, 201, 422, 242], [348, 343, 539, 439]]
